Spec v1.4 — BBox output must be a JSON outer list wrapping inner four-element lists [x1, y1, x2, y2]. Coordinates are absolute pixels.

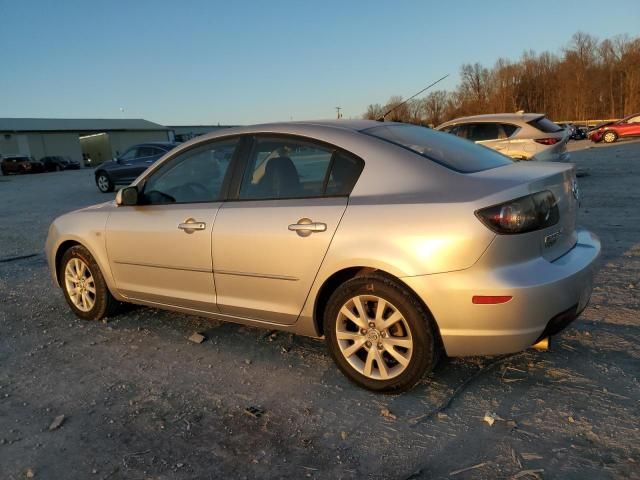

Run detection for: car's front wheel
[[602, 131, 618, 143], [59, 245, 119, 321], [96, 172, 114, 192], [324, 274, 439, 392]]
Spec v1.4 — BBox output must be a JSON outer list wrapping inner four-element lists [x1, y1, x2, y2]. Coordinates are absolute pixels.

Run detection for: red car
[[588, 113, 640, 143], [1, 155, 44, 175]]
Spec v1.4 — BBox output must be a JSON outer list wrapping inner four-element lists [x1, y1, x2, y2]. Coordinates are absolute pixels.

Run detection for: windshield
[[362, 124, 513, 173]]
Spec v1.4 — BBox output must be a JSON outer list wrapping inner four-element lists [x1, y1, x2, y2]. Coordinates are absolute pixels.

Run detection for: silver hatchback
[[437, 113, 570, 162], [46, 121, 599, 392]]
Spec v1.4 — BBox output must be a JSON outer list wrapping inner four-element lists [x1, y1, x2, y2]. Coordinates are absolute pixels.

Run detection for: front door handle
[[178, 218, 206, 234], [288, 218, 327, 237]]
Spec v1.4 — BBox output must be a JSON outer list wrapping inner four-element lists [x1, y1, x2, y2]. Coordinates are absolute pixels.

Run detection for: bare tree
[[363, 103, 384, 120], [362, 31, 640, 125], [422, 90, 448, 126]]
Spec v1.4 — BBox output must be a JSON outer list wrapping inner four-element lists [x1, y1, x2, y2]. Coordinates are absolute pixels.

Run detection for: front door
[[212, 135, 364, 324], [106, 137, 240, 310]]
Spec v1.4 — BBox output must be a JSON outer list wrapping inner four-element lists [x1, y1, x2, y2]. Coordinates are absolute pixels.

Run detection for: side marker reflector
[[472, 295, 513, 304]]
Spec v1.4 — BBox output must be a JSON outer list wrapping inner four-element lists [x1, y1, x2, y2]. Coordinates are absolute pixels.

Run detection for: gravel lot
[[1, 139, 639, 479]]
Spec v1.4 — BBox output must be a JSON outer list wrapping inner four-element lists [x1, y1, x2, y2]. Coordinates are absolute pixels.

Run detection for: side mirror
[[116, 186, 139, 206]]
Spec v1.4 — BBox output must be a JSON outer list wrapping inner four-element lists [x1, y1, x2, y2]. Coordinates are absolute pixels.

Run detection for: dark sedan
[[94, 142, 179, 192], [42, 156, 81, 171]]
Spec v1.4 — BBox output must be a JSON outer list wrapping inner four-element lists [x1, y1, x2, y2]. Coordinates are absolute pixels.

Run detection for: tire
[[1, 167, 6, 176], [324, 273, 439, 393], [96, 172, 114, 193], [55, 165, 62, 172], [59, 245, 119, 321], [602, 131, 618, 143]]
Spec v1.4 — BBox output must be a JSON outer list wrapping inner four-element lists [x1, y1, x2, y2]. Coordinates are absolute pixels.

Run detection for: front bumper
[[402, 228, 600, 356], [588, 131, 603, 142]]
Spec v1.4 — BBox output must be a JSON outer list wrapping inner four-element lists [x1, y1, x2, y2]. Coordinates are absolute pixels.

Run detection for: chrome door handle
[[178, 218, 206, 233], [288, 218, 327, 237]]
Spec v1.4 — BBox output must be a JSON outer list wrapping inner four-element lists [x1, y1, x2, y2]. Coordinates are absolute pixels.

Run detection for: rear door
[[212, 135, 363, 324]]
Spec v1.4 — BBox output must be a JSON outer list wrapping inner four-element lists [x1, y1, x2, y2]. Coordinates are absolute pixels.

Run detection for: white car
[[437, 113, 570, 162]]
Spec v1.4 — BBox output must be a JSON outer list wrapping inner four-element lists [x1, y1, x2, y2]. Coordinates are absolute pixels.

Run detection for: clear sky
[[1, 0, 638, 125]]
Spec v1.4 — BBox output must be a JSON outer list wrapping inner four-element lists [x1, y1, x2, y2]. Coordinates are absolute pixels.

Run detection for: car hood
[[591, 120, 617, 130], [99, 160, 121, 171]]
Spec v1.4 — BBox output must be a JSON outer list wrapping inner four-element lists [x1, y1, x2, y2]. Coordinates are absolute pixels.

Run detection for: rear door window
[[239, 136, 364, 200], [465, 123, 501, 142]]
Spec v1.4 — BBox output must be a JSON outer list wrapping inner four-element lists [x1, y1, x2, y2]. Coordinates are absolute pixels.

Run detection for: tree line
[[363, 32, 640, 126]]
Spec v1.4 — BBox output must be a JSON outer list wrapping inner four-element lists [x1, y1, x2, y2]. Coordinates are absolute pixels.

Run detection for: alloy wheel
[[64, 257, 96, 312], [97, 175, 110, 192], [335, 295, 413, 380]]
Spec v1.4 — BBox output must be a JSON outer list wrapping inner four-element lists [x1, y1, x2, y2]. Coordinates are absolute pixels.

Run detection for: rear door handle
[[288, 218, 327, 237], [178, 218, 206, 233]]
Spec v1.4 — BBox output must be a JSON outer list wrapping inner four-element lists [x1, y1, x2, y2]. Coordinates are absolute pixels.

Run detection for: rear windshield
[[362, 124, 513, 173], [528, 116, 563, 133]]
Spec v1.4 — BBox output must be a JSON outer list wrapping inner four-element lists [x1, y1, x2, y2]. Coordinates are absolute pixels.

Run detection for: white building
[[0, 118, 171, 166]]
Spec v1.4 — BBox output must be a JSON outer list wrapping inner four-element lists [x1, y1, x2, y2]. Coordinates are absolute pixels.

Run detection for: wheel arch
[[53, 238, 118, 300], [94, 169, 108, 182], [54, 240, 82, 286], [312, 267, 444, 352]]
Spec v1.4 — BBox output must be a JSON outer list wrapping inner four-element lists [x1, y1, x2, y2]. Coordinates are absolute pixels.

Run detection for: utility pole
[[335, 107, 342, 119]]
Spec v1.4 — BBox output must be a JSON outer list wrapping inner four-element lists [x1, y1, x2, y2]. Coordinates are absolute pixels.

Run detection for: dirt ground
[[0, 139, 638, 480]]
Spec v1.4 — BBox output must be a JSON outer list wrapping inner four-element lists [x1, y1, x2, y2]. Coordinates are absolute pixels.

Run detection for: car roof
[[437, 113, 544, 128], [137, 142, 180, 149]]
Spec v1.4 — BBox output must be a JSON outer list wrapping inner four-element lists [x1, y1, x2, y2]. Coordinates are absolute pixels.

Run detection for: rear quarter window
[[363, 124, 513, 173], [501, 123, 518, 137]]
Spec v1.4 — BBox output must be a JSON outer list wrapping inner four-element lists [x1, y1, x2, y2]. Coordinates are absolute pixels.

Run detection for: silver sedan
[[45, 120, 600, 392]]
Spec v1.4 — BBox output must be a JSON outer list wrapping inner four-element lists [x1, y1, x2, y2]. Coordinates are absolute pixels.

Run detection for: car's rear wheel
[[324, 274, 439, 392], [59, 245, 119, 321], [96, 172, 114, 193], [603, 131, 618, 143], [1, 167, 6, 175]]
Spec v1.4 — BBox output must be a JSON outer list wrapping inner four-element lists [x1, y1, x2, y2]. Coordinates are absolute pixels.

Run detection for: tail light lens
[[534, 138, 559, 145], [475, 191, 559, 234]]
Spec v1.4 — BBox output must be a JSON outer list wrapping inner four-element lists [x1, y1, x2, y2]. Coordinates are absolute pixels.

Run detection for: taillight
[[534, 138, 559, 145], [475, 191, 559, 234]]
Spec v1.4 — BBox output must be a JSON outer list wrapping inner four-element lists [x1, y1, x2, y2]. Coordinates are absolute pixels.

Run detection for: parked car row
[[557, 123, 588, 140], [1, 155, 80, 175]]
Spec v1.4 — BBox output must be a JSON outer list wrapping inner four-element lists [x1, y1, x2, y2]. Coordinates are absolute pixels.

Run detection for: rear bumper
[[402, 228, 600, 356], [532, 150, 570, 162]]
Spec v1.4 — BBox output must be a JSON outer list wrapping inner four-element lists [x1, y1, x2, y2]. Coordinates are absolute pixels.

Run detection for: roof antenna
[[377, 74, 449, 122]]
